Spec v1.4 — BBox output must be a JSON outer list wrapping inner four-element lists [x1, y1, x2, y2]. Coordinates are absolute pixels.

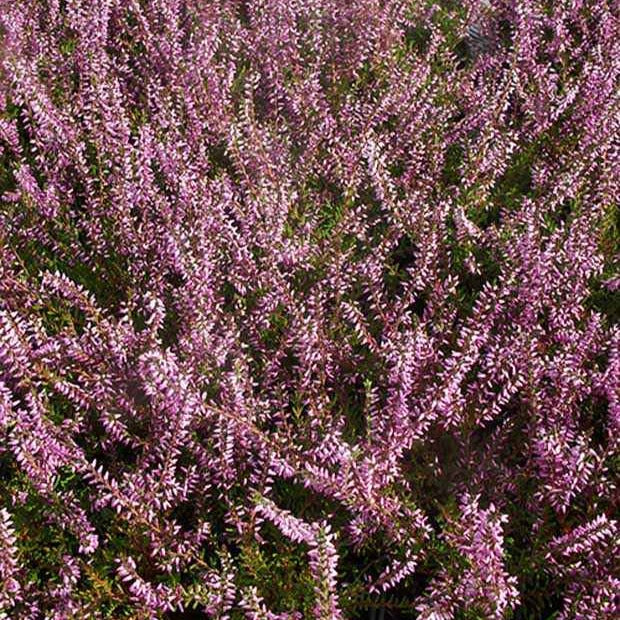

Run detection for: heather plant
[[0, 0, 618, 618]]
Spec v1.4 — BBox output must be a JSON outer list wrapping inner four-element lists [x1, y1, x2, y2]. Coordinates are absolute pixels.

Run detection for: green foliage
[[236, 537, 316, 615]]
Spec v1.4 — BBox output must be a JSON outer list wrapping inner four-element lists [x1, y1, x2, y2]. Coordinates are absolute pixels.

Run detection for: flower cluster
[[416, 495, 519, 619], [0, 0, 617, 617]]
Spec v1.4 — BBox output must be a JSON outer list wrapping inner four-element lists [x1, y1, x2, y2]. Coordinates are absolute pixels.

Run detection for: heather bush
[[0, 0, 618, 618]]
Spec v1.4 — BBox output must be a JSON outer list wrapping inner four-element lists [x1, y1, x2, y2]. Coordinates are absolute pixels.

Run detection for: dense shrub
[[0, 0, 618, 617]]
